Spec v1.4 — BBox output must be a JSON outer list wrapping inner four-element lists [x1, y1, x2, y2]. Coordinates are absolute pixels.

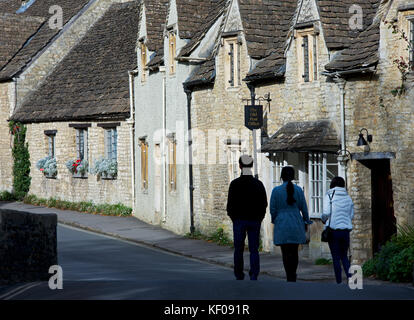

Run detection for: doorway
[[355, 155, 397, 254], [371, 159, 397, 253]]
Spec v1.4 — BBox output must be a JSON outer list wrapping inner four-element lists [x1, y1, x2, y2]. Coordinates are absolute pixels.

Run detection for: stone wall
[[26, 121, 133, 207], [190, 2, 414, 264], [191, 32, 257, 239], [0, 82, 14, 193], [0, 208, 57, 284]]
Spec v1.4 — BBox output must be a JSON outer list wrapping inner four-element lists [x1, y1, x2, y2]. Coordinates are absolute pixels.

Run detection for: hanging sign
[[244, 105, 263, 130]]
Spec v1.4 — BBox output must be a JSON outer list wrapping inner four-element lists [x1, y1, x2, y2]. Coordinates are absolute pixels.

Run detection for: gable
[[297, 0, 320, 24], [224, 0, 243, 33]]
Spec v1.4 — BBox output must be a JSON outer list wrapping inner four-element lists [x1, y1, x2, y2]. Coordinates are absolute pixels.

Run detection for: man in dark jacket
[[226, 155, 268, 280]]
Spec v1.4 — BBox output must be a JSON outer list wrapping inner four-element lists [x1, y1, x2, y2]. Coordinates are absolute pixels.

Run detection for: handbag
[[321, 190, 335, 242]]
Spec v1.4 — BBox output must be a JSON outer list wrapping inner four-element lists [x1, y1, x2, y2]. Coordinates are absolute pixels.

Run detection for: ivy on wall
[[8, 121, 31, 200]]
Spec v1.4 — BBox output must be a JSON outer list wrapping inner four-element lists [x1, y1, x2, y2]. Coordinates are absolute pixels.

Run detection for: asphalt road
[[2, 225, 414, 300]]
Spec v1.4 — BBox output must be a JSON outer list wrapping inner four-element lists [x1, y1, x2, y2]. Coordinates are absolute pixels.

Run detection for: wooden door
[[371, 160, 397, 254]]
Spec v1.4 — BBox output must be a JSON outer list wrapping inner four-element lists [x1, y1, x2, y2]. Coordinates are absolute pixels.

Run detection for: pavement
[[0, 200, 412, 287]]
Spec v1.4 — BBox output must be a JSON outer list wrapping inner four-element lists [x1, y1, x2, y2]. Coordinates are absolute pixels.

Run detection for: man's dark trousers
[[233, 219, 261, 280]]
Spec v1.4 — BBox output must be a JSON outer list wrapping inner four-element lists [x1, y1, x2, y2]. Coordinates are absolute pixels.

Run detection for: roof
[[139, 0, 169, 70], [184, 58, 216, 87], [261, 120, 340, 153], [178, 0, 228, 58], [324, 21, 380, 73], [317, 0, 380, 50], [239, 0, 297, 59], [185, 0, 297, 87], [0, 13, 45, 70], [0, 0, 91, 81], [140, 0, 169, 54], [11, 1, 141, 123], [244, 48, 286, 82], [175, 0, 215, 39]]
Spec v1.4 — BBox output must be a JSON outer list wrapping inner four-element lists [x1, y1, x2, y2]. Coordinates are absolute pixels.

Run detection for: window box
[[66, 159, 89, 178], [36, 156, 57, 178], [91, 158, 118, 180]]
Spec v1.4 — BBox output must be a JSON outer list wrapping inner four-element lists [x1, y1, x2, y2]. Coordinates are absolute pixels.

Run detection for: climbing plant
[[9, 121, 31, 200], [384, 20, 413, 96]]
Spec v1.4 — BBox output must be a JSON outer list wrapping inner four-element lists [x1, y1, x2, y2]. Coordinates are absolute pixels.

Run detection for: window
[[140, 41, 147, 82], [44, 130, 56, 158], [168, 31, 176, 75], [296, 28, 318, 82], [140, 139, 148, 190], [224, 37, 240, 88], [270, 153, 300, 187], [308, 153, 339, 217], [105, 128, 117, 162], [168, 137, 177, 191], [76, 128, 88, 162], [410, 20, 414, 70], [226, 142, 242, 182]]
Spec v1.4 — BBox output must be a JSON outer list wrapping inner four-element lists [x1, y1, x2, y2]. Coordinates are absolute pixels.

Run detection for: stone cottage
[[0, 0, 93, 193], [133, 0, 227, 234], [2, 0, 140, 207], [180, 0, 414, 264]]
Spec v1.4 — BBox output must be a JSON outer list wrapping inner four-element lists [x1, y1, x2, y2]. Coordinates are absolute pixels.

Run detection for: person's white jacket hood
[[321, 187, 354, 230]]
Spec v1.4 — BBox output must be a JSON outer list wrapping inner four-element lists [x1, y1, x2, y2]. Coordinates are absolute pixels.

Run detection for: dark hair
[[281, 166, 296, 205], [330, 176, 345, 189]]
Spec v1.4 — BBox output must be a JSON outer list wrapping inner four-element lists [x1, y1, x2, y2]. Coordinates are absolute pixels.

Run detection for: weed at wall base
[[23, 194, 132, 216]]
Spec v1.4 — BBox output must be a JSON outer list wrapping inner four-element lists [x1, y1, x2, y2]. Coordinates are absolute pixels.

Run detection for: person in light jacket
[[322, 176, 354, 284], [270, 166, 313, 282]]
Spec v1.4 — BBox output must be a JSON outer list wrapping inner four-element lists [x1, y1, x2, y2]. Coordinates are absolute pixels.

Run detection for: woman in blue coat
[[270, 166, 313, 282]]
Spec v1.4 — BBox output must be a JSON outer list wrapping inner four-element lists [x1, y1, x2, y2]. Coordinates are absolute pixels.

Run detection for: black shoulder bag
[[321, 190, 335, 242]]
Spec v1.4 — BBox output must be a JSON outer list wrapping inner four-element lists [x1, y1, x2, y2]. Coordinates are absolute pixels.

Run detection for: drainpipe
[[160, 66, 167, 223], [184, 85, 195, 234], [128, 70, 138, 214], [334, 77, 348, 187]]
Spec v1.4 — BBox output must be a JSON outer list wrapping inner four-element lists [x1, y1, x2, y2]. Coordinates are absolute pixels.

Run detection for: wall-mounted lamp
[[357, 128, 373, 146]]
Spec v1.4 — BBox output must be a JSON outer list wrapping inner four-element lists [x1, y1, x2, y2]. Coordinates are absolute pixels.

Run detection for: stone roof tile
[[11, 1, 141, 123]]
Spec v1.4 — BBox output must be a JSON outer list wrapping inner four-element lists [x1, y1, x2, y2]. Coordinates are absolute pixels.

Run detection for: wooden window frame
[[140, 139, 149, 190], [44, 130, 56, 158], [168, 31, 176, 75], [410, 19, 414, 71], [223, 37, 240, 89], [296, 28, 318, 83], [168, 137, 177, 191], [308, 153, 340, 218], [76, 128, 88, 162], [105, 127, 117, 162], [140, 41, 147, 82]]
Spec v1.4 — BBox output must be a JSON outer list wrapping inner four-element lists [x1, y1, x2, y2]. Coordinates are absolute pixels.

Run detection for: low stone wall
[[0, 209, 57, 284]]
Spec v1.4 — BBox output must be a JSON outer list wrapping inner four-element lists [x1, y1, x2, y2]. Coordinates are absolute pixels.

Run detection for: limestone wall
[[0, 208, 57, 285], [0, 82, 14, 193], [26, 121, 133, 207]]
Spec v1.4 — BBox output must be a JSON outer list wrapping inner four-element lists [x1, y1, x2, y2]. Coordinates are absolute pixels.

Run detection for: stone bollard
[[0, 209, 57, 285]]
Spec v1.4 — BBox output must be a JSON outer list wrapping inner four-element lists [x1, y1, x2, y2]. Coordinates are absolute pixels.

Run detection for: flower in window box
[[91, 157, 118, 179], [36, 156, 57, 178], [66, 159, 88, 176]]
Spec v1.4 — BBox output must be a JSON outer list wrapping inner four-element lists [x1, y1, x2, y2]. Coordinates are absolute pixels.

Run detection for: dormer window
[[168, 31, 176, 75], [223, 37, 240, 89], [296, 28, 318, 83], [140, 41, 147, 82]]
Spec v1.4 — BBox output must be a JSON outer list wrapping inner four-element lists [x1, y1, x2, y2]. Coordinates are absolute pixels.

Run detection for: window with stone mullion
[[410, 20, 414, 70]]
